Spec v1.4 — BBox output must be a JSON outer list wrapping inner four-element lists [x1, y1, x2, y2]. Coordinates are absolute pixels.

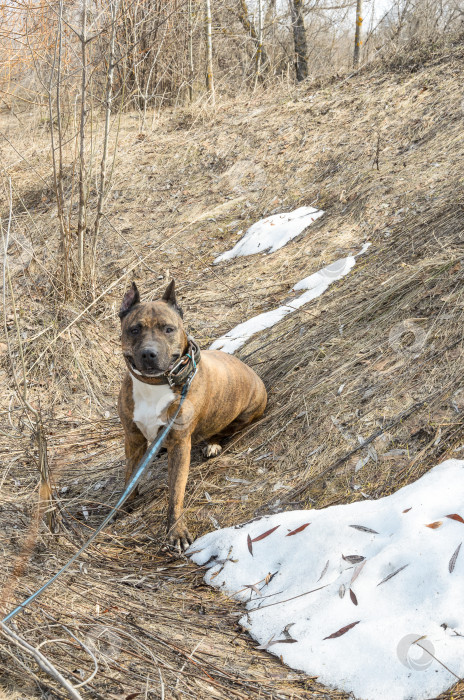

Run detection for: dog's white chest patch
[[131, 377, 176, 441]]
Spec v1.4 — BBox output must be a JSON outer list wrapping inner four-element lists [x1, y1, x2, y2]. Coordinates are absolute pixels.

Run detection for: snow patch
[[210, 243, 370, 354], [189, 458, 464, 700], [214, 206, 324, 263]]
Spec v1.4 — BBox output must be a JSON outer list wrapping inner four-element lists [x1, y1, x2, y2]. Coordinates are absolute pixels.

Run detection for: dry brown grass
[[1, 38, 464, 699]]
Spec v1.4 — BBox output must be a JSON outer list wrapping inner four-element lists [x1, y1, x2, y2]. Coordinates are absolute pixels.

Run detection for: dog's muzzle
[[125, 336, 201, 386], [125, 354, 164, 378]]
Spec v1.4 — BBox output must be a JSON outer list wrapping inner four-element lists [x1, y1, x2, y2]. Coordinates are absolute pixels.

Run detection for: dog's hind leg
[[216, 394, 267, 439], [202, 442, 222, 458]]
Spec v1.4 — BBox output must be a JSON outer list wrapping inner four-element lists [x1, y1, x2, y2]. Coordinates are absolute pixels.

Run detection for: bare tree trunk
[[390, 0, 412, 41], [92, 0, 119, 290], [237, 0, 269, 75], [264, 0, 277, 75], [205, 0, 215, 102], [290, 0, 308, 82], [265, 0, 277, 29], [353, 0, 363, 67], [49, 0, 71, 297], [254, 0, 263, 87], [188, 0, 194, 101], [77, 0, 88, 287]]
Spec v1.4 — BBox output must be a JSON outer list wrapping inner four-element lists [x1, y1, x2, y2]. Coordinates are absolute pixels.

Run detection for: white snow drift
[[214, 206, 324, 263], [189, 458, 464, 700], [210, 243, 370, 354]]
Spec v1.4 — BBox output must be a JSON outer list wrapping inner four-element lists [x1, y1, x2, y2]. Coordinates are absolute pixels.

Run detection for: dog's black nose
[[140, 347, 158, 369], [141, 349, 157, 360]]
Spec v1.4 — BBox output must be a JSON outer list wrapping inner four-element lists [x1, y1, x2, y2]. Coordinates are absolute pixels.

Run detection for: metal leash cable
[[2, 369, 196, 624]]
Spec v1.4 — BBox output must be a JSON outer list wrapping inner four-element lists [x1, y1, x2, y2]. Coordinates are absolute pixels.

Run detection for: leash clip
[[164, 337, 200, 388]]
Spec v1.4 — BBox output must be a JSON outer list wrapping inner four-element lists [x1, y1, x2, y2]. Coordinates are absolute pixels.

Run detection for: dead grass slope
[[1, 39, 464, 699]]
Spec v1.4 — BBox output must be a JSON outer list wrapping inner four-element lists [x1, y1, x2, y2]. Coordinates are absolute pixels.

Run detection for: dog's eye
[[130, 326, 140, 335], [165, 326, 174, 334]]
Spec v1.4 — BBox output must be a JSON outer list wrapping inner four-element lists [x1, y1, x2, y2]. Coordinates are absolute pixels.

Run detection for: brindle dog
[[118, 281, 267, 550]]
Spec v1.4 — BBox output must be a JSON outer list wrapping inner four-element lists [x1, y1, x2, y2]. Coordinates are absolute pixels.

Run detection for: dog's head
[[119, 280, 187, 382]]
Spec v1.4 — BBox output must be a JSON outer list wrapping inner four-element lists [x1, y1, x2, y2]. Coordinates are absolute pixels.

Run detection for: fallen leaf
[[282, 622, 296, 640], [252, 525, 280, 542], [247, 534, 253, 555], [255, 635, 297, 650], [355, 455, 369, 472], [286, 523, 311, 536], [342, 554, 365, 564], [349, 525, 379, 534], [318, 559, 329, 581], [403, 507, 412, 513], [377, 564, 409, 586], [350, 560, 366, 585], [449, 543, 462, 573], [244, 584, 262, 596], [339, 584, 346, 598], [349, 589, 358, 606], [255, 635, 274, 650], [426, 521, 442, 529], [324, 620, 360, 640], [446, 514, 464, 524]]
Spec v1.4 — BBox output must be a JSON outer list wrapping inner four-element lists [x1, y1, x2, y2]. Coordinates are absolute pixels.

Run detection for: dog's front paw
[[167, 523, 193, 553]]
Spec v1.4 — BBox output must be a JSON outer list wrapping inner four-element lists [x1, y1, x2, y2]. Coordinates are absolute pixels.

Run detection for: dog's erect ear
[[119, 282, 140, 319], [162, 280, 183, 318], [162, 280, 177, 306]]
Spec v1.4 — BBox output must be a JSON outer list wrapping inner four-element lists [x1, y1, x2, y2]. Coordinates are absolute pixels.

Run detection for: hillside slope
[[1, 40, 464, 699]]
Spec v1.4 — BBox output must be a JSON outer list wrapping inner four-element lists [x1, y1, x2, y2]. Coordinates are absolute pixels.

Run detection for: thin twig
[[0, 623, 84, 700]]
